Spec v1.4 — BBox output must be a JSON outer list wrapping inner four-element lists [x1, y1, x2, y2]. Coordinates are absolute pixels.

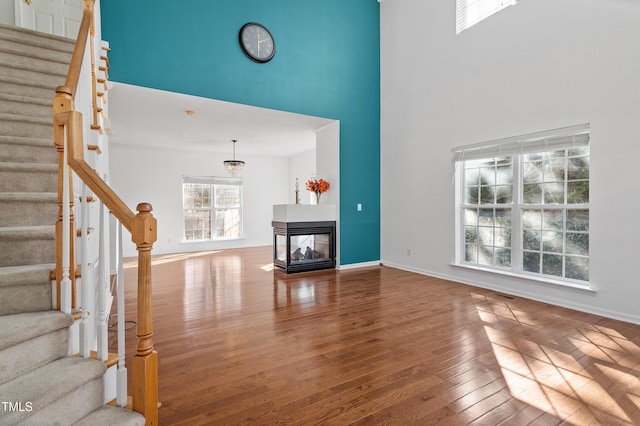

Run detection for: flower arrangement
[[306, 178, 330, 203]]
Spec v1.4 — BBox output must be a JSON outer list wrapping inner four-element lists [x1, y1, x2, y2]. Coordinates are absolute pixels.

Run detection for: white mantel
[[273, 204, 337, 223]]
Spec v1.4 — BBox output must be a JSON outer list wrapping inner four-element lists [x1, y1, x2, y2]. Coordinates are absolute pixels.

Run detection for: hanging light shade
[[223, 139, 245, 176]]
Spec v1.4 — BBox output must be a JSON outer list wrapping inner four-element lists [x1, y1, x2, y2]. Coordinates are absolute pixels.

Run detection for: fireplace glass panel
[[275, 234, 287, 262], [290, 234, 330, 263]]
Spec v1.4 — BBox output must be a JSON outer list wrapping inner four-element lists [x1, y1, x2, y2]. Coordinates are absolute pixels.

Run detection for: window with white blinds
[[456, 0, 519, 34], [453, 124, 591, 287]]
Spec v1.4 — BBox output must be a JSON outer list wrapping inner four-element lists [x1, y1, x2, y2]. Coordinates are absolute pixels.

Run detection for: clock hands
[[256, 34, 272, 58], [256, 35, 264, 57]]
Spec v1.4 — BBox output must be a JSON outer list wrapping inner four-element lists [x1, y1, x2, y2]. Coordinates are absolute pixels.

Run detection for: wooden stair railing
[[52, 1, 158, 425]]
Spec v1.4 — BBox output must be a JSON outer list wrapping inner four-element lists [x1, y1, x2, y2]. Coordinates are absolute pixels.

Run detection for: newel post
[[53, 86, 77, 310], [131, 202, 158, 425]]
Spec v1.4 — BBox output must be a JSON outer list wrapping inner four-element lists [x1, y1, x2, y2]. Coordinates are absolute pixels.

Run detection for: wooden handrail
[[64, 1, 92, 96], [52, 1, 158, 424], [56, 106, 135, 230]]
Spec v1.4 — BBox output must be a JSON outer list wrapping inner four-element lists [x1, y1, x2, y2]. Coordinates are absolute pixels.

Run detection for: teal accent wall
[[101, 0, 380, 265]]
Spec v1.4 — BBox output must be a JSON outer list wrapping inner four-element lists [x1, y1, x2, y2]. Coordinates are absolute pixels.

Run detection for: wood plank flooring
[[116, 246, 640, 425]]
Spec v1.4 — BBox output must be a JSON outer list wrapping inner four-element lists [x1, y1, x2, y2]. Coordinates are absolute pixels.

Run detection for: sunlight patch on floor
[[123, 250, 222, 268], [474, 293, 640, 424], [259, 263, 274, 272]]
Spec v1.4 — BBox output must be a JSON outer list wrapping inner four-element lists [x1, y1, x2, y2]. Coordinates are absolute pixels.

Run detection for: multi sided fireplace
[[272, 205, 337, 274]]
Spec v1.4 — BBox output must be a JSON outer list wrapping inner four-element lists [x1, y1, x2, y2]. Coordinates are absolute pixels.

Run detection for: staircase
[[0, 24, 144, 425]]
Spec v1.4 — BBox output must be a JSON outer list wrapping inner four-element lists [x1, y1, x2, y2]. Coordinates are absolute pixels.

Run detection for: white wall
[[316, 122, 340, 208], [380, 0, 640, 323], [316, 122, 341, 265], [109, 143, 289, 257], [288, 149, 316, 205]]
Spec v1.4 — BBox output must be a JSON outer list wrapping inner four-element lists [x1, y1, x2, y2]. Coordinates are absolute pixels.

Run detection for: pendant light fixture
[[223, 139, 245, 176]]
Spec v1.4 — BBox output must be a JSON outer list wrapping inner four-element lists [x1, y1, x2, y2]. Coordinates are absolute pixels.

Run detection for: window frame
[[182, 176, 244, 242], [453, 125, 591, 290]]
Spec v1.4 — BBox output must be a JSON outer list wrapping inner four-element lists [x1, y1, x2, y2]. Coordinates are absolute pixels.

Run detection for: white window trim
[[450, 262, 596, 293], [182, 176, 244, 242], [453, 124, 592, 290]]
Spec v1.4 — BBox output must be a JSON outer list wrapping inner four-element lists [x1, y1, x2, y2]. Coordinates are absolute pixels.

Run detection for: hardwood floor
[[118, 246, 640, 425]]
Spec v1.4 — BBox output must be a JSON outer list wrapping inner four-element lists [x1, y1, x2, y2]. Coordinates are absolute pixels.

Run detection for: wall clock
[[239, 22, 275, 63]]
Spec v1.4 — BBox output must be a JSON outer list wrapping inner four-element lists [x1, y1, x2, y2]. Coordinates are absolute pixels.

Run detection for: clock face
[[239, 22, 275, 63]]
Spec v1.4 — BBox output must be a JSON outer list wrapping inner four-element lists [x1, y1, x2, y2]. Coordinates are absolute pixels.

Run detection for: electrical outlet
[[407, 248, 412, 256], [357, 203, 362, 211]]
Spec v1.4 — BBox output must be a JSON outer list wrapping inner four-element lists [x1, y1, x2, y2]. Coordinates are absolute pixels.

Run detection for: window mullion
[[455, 165, 464, 264], [511, 156, 523, 275], [563, 153, 568, 278], [210, 184, 216, 239]]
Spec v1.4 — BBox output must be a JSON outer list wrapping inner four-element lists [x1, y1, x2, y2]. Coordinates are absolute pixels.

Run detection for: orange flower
[[306, 179, 330, 194]]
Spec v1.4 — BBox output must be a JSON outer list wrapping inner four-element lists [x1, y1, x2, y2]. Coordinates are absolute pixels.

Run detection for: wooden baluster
[[131, 203, 158, 425], [60, 124, 72, 314], [88, 1, 101, 134], [53, 113, 65, 309]]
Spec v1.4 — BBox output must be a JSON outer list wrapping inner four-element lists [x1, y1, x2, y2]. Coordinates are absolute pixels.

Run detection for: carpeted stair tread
[[0, 135, 52, 147], [0, 92, 51, 118], [0, 52, 69, 81], [0, 111, 51, 126], [0, 92, 50, 108], [0, 60, 67, 90], [0, 22, 75, 53], [0, 192, 57, 202], [0, 37, 73, 64], [73, 405, 146, 426], [0, 310, 73, 351], [0, 53, 68, 77], [0, 163, 57, 193], [0, 135, 57, 165], [0, 284, 52, 316], [0, 356, 106, 425], [0, 311, 70, 384], [0, 191, 57, 204], [0, 224, 55, 240], [0, 112, 54, 139], [0, 193, 57, 227], [0, 162, 56, 171], [0, 263, 54, 288], [0, 264, 54, 315], [0, 74, 56, 98], [0, 227, 56, 266]]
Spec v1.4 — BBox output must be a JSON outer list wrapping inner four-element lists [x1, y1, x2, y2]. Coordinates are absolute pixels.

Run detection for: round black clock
[[239, 22, 275, 63]]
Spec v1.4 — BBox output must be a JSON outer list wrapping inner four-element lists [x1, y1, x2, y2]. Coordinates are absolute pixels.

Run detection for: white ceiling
[[107, 82, 336, 158]]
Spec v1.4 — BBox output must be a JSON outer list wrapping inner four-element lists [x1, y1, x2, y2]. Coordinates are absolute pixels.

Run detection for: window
[[182, 176, 243, 241], [454, 124, 590, 285], [456, 0, 519, 34]]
